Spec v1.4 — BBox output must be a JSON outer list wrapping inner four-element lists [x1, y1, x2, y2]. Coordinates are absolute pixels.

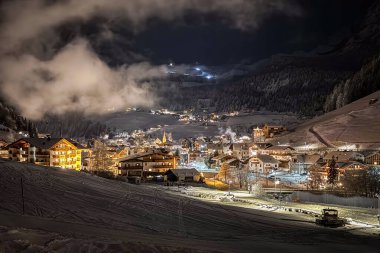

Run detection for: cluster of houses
[[1, 124, 379, 189]]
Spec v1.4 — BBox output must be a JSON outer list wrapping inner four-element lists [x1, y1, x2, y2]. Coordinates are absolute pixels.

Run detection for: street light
[[275, 179, 281, 204], [228, 180, 232, 195], [274, 169, 279, 190], [376, 194, 380, 225], [275, 179, 280, 191]]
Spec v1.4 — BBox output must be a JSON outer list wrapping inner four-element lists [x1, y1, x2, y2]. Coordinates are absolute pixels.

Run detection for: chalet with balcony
[[211, 154, 234, 170], [207, 143, 224, 155], [248, 154, 279, 173], [262, 145, 295, 163], [263, 124, 286, 138], [365, 152, 380, 165], [118, 149, 177, 177], [308, 160, 368, 188], [0, 139, 8, 159], [231, 143, 250, 160], [7, 137, 83, 170], [252, 127, 265, 143], [249, 142, 272, 156]]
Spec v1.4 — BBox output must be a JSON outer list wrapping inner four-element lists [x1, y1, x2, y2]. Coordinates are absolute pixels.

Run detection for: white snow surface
[[275, 90, 380, 149], [0, 159, 379, 253]]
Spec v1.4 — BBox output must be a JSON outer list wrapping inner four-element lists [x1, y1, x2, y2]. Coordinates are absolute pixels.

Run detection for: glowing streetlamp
[[228, 180, 232, 195], [275, 179, 280, 191], [376, 194, 380, 225]]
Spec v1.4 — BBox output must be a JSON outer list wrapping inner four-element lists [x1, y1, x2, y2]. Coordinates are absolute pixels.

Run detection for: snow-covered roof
[[119, 149, 172, 162], [324, 151, 364, 161], [340, 161, 368, 170], [256, 154, 279, 164], [232, 143, 249, 150], [294, 154, 321, 164], [207, 143, 223, 150], [224, 158, 239, 165], [251, 143, 272, 149], [211, 154, 229, 161], [8, 138, 82, 150], [266, 145, 294, 151], [165, 168, 200, 176]]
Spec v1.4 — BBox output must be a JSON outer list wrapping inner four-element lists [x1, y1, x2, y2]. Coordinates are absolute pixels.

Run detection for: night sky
[[0, 0, 376, 119], [128, 0, 372, 65]]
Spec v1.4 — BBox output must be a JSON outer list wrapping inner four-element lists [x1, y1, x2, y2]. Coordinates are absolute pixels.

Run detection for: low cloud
[[0, 0, 302, 119], [0, 39, 166, 119]]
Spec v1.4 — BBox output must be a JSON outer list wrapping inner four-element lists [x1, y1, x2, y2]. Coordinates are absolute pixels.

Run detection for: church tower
[[162, 129, 167, 144]]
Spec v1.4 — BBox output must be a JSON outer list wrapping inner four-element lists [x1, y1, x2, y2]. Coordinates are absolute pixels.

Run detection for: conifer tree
[[327, 156, 338, 185]]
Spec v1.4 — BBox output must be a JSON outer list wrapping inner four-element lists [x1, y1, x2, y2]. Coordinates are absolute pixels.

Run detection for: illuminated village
[[1, 115, 379, 194], [1, 0, 380, 252]]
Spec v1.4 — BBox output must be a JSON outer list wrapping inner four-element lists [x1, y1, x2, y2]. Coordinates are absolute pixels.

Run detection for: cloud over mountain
[[0, 0, 301, 119]]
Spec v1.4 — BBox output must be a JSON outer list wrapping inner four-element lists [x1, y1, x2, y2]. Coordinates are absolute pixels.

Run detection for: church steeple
[[162, 129, 167, 144]]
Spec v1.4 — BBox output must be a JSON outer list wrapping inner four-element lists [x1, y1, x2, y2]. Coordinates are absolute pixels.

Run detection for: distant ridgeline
[[157, 54, 380, 117], [158, 1, 380, 117]]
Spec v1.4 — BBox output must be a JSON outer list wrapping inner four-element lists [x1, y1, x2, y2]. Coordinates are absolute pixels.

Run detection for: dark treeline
[[324, 53, 380, 112], [158, 66, 352, 116], [0, 99, 108, 139], [0, 99, 37, 137], [34, 113, 109, 139], [158, 51, 380, 117]]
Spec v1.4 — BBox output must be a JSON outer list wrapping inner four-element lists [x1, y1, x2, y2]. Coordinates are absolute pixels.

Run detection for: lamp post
[[376, 194, 380, 225], [274, 168, 278, 190], [275, 179, 280, 191], [228, 180, 232, 195]]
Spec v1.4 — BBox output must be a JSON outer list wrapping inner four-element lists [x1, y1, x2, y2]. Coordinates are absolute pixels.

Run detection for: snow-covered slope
[[0, 160, 379, 252], [275, 90, 380, 149]]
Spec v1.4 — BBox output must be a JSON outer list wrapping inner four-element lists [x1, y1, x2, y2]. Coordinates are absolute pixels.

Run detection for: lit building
[[118, 149, 177, 177], [252, 127, 265, 143], [262, 124, 286, 138], [0, 139, 8, 159], [248, 154, 279, 173], [365, 152, 380, 165], [7, 137, 84, 170]]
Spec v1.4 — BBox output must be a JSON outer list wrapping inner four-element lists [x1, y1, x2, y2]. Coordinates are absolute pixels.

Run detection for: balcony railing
[[35, 154, 50, 157], [120, 166, 143, 170], [152, 164, 174, 168]]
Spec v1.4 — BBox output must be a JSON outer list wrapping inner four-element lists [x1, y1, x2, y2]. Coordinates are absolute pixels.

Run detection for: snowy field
[[219, 112, 299, 130], [96, 111, 298, 139], [0, 159, 379, 253], [276, 91, 380, 149]]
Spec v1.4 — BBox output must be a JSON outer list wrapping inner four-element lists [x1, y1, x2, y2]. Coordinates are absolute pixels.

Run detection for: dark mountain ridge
[[158, 0, 380, 116]]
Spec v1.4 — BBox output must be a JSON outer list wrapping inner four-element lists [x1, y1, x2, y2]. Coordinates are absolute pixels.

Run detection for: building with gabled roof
[[118, 149, 177, 177], [365, 152, 380, 165], [289, 154, 322, 173], [231, 143, 250, 160], [6, 137, 83, 170], [165, 168, 201, 182], [248, 154, 279, 173]]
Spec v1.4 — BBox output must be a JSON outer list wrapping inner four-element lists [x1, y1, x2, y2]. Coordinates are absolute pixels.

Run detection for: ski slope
[[0, 160, 379, 253], [276, 90, 380, 149]]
